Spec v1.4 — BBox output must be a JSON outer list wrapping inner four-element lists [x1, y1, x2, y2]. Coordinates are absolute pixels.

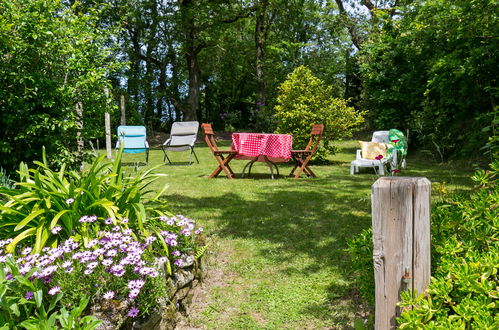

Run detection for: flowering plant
[[0, 213, 205, 323], [0, 148, 166, 253], [0, 257, 101, 329]]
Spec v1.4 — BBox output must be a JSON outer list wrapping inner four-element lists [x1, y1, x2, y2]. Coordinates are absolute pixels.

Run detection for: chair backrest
[[117, 125, 148, 153], [371, 131, 390, 144], [167, 121, 199, 147], [304, 124, 324, 153], [201, 123, 220, 153]]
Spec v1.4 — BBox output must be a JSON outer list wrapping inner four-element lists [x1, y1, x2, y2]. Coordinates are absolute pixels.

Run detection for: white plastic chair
[[162, 121, 199, 165], [350, 131, 394, 175]]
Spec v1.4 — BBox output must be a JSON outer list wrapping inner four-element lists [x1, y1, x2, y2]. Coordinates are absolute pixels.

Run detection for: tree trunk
[[255, 0, 269, 113], [184, 47, 200, 121]]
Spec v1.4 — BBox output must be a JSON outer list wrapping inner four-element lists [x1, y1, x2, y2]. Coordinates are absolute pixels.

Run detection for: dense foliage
[[347, 161, 499, 327], [0, 0, 121, 171], [274, 66, 364, 160], [398, 162, 498, 328], [0, 151, 206, 326], [0, 148, 165, 254], [0, 259, 101, 329], [360, 0, 498, 160]]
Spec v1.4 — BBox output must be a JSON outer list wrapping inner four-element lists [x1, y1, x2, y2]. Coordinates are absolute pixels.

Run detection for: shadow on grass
[[160, 174, 374, 325]]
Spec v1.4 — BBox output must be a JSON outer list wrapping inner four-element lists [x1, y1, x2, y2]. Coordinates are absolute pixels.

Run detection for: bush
[[347, 162, 499, 328], [398, 161, 498, 328], [0, 257, 101, 329], [0, 0, 122, 171], [274, 66, 364, 161], [0, 151, 207, 324], [0, 148, 166, 253]]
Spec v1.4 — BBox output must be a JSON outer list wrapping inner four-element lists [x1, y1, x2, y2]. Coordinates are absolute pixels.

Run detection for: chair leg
[[164, 151, 173, 165], [294, 154, 315, 179], [350, 163, 355, 175], [209, 154, 235, 179], [378, 164, 385, 175], [191, 147, 199, 164], [146, 149, 149, 165]]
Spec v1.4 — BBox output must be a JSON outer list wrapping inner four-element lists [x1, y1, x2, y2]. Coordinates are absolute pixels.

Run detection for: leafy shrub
[[274, 65, 364, 161], [346, 228, 374, 307], [0, 257, 101, 329], [359, 0, 497, 160], [0, 148, 167, 253], [347, 162, 499, 328], [0, 213, 204, 324], [0, 0, 122, 172], [398, 161, 498, 328]]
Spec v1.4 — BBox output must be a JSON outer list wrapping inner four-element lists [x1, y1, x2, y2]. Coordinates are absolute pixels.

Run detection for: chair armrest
[[145, 141, 149, 148], [162, 138, 171, 146], [356, 149, 362, 160]]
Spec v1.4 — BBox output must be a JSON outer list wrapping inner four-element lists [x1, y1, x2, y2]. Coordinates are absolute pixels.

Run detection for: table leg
[[241, 158, 257, 178]]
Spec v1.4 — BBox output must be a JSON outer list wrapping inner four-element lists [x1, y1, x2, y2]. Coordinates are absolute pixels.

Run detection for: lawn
[[120, 139, 474, 329]]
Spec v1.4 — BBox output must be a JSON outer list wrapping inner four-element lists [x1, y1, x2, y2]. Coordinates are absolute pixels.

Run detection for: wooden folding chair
[[201, 123, 238, 179], [289, 124, 324, 179]]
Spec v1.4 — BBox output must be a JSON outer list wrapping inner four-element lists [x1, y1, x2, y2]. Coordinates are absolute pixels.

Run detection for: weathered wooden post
[[372, 177, 431, 329], [104, 88, 113, 160], [120, 95, 126, 125]]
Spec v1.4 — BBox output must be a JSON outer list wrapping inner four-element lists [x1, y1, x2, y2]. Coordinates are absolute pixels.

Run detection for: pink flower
[[391, 139, 400, 143], [48, 286, 61, 295], [375, 155, 384, 160], [103, 291, 115, 300], [51, 226, 62, 234], [392, 169, 400, 174], [128, 307, 140, 318]]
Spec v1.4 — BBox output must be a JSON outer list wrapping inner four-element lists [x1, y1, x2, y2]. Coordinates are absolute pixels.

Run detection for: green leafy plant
[[274, 65, 364, 161], [0, 148, 167, 253], [0, 258, 101, 329], [346, 228, 374, 307], [0, 0, 123, 172], [0, 168, 12, 190], [347, 161, 498, 327], [398, 161, 499, 328]]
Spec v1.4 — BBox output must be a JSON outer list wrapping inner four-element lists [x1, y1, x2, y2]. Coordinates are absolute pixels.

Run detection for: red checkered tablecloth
[[231, 133, 293, 162]]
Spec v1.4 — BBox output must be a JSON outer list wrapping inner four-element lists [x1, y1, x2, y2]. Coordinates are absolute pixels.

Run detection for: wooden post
[[104, 88, 112, 159], [120, 95, 126, 125], [105, 112, 112, 159], [372, 177, 431, 329]]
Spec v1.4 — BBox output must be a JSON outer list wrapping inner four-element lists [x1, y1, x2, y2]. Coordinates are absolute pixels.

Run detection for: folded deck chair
[[116, 125, 149, 164], [162, 121, 199, 165]]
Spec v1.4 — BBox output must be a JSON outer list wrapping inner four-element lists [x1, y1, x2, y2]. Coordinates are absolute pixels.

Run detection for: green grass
[[119, 140, 474, 329]]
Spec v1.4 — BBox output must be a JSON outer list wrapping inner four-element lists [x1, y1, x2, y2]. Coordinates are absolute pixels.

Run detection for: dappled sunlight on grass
[[122, 139, 474, 328]]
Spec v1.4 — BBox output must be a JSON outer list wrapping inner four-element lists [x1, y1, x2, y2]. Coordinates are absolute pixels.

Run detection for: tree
[[359, 0, 498, 160], [0, 0, 121, 171], [274, 66, 365, 160]]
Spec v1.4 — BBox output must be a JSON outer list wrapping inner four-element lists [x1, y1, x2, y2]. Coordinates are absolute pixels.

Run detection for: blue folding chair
[[116, 126, 149, 164]]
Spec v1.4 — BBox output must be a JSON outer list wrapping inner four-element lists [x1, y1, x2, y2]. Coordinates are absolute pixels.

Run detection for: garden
[[0, 0, 497, 329]]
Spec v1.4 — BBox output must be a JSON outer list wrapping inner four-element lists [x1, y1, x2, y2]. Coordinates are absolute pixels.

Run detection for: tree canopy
[[0, 0, 497, 169]]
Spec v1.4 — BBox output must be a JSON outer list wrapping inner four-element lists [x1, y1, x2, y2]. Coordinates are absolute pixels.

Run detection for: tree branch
[[334, 0, 363, 50]]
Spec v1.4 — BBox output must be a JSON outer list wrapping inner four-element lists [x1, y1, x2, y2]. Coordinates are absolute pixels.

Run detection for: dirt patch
[[174, 243, 236, 329]]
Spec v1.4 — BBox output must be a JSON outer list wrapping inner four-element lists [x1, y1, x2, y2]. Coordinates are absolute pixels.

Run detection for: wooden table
[[231, 132, 293, 179]]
